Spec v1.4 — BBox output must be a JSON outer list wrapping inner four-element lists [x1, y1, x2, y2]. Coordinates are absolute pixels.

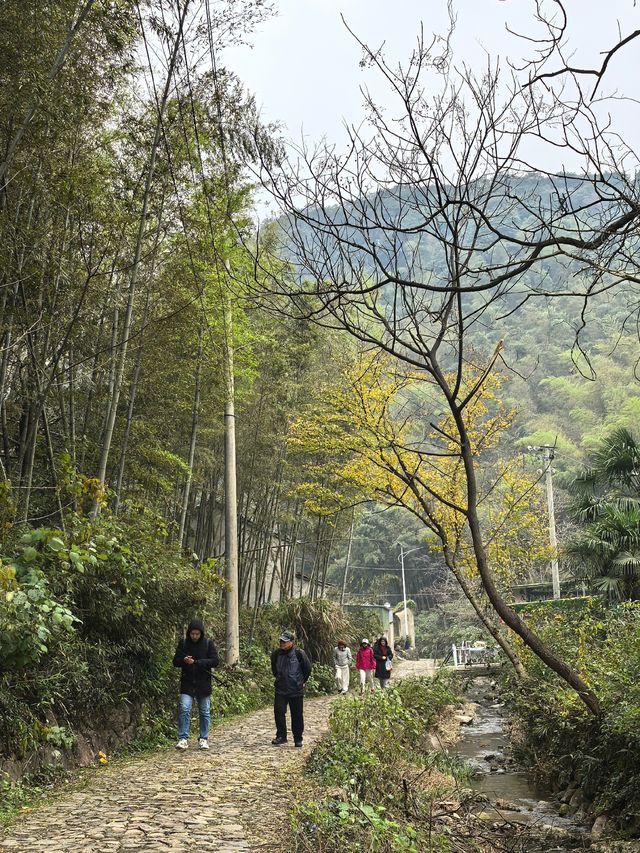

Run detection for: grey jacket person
[[333, 646, 352, 667]]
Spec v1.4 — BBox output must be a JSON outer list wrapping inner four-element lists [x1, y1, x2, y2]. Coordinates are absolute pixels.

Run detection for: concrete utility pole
[[528, 445, 560, 599], [223, 260, 239, 665], [399, 545, 409, 639], [397, 544, 422, 642]]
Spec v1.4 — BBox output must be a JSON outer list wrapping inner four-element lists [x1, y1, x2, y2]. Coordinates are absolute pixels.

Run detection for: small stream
[[454, 676, 587, 851]]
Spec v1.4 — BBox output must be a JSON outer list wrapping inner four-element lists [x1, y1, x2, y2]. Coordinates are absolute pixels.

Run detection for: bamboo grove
[[0, 0, 353, 608]]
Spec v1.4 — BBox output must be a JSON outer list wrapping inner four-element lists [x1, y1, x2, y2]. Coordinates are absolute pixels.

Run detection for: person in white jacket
[[333, 640, 352, 694]]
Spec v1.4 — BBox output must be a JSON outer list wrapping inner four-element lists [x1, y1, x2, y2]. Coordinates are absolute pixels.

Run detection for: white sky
[[224, 0, 640, 171]]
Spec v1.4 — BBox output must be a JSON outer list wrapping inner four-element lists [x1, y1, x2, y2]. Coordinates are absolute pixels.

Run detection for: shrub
[[0, 510, 215, 762], [264, 598, 381, 664], [507, 600, 640, 828], [291, 675, 458, 853], [291, 798, 423, 853]]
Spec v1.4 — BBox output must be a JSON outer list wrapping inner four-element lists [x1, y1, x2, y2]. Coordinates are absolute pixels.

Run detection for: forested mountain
[[284, 171, 640, 472], [278, 169, 640, 609]]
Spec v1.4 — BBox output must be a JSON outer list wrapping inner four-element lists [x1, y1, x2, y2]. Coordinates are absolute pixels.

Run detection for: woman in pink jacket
[[355, 639, 376, 692]]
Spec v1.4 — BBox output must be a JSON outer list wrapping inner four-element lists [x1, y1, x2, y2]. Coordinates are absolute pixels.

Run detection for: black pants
[[274, 693, 304, 740]]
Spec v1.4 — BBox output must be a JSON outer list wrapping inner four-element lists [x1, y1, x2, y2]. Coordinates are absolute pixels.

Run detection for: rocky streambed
[[451, 676, 640, 853]]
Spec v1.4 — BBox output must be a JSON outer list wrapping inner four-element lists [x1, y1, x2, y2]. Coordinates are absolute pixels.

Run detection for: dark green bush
[[291, 798, 423, 853], [507, 600, 640, 828], [0, 510, 216, 760]]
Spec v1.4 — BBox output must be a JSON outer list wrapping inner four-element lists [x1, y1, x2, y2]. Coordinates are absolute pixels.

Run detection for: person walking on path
[[355, 638, 376, 692], [173, 618, 219, 750], [333, 639, 352, 694], [373, 636, 394, 689], [271, 630, 312, 747]]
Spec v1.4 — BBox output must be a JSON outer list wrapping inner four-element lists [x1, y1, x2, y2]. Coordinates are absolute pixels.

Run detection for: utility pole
[[528, 444, 560, 599], [399, 545, 409, 639], [223, 259, 239, 664], [397, 544, 422, 644]]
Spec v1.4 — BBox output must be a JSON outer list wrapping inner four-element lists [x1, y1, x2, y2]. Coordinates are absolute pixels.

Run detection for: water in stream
[[454, 676, 587, 851]]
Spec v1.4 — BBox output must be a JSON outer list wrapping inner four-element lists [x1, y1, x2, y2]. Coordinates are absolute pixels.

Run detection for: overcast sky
[[224, 0, 640, 182]]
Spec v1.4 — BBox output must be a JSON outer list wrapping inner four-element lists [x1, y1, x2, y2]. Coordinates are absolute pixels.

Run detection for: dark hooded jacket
[[173, 619, 219, 698], [270, 646, 312, 697]]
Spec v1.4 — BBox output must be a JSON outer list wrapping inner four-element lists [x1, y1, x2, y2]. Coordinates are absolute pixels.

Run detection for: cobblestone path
[[0, 660, 434, 853]]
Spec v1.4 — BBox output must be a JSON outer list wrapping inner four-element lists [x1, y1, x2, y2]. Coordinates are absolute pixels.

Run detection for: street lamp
[[527, 444, 560, 599], [397, 545, 422, 643]]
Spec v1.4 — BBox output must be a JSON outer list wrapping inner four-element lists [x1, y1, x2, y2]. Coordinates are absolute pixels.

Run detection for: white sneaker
[[175, 738, 188, 750], [198, 738, 209, 750]]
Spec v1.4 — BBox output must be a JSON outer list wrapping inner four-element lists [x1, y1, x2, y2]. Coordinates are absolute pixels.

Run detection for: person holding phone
[[173, 618, 219, 750]]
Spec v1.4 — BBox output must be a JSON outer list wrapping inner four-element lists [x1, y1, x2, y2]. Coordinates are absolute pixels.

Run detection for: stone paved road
[[0, 660, 434, 853]]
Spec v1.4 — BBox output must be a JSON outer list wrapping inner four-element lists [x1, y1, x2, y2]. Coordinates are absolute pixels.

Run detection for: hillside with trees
[[2, 1, 640, 848]]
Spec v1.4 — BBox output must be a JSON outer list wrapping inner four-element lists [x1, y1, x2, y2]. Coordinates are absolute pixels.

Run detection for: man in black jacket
[[270, 631, 312, 748], [173, 618, 219, 750]]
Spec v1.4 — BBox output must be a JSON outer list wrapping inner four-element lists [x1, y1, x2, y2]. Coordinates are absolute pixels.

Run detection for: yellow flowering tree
[[289, 352, 553, 680]]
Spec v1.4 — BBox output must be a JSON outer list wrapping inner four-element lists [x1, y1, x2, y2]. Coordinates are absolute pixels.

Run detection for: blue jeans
[[178, 693, 210, 740]]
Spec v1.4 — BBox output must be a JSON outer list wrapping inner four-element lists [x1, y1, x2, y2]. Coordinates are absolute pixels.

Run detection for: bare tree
[[255, 16, 640, 714], [510, 0, 640, 101]]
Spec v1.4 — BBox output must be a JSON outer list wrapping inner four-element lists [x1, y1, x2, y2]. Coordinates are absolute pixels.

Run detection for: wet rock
[[591, 816, 611, 840], [560, 784, 577, 804], [455, 714, 475, 725], [568, 788, 585, 814], [494, 798, 522, 812], [537, 824, 582, 844], [476, 811, 502, 825]]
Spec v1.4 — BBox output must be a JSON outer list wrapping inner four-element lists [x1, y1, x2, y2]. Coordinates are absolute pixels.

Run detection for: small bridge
[[438, 642, 503, 675]]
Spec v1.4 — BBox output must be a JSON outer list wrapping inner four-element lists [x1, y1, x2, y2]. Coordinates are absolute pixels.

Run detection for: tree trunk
[[454, 407, 602, 715], [443, 547, 525, 679], [178, 324, 203, 547]]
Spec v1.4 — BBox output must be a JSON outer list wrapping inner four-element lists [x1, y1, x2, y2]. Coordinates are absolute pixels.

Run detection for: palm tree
[[566, 428, 640, 600]]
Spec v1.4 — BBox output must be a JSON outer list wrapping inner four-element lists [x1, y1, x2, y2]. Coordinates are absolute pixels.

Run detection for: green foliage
[[414, 603, 485, 660], [305, 664, 337, 697], [507, 601, 640, 827], [263, 598, 381, 665], [565, 428, 640, 600], [0, 564, 76, 670], [291, 798, 424, 853], [309, 678, 457, 794], [0, 510, 215, 760], [0, 771, 43, 827], [291, 676, 458, 853]]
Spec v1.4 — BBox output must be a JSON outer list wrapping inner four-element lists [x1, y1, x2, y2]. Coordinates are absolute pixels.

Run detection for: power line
[[347, 565, 429, 571]]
